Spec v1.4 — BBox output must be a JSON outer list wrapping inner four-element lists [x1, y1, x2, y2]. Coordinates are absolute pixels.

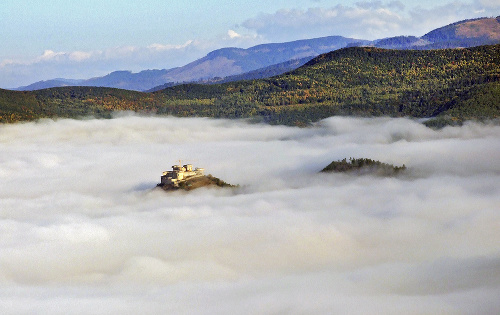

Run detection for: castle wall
[[161, 164, 203, 186]]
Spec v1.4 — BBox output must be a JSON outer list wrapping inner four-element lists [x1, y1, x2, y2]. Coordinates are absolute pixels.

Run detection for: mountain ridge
[[2, 44, 499, 126], [145, 57, 313, 92], [14, 16, 500, 92], [16, 36, 360, 92]]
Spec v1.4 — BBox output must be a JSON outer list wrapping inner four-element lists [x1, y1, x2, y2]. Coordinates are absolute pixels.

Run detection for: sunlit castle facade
[[161, 162, 204, 187]]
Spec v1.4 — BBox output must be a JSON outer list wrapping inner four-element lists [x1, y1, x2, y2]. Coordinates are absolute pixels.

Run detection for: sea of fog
[[0, 115, 499, 314]]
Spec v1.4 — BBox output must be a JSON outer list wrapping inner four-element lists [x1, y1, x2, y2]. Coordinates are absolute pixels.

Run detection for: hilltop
[[1, 45, 499, 126], [421, 16, 500, 48], [321, 158, 406, 176], [157, 163, 236, 192], [372, 16, 500, 49], [157, 175, 236, 192]]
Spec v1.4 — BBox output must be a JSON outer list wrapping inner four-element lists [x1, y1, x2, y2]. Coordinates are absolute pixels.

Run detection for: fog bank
[[1, 115, 499, 314]]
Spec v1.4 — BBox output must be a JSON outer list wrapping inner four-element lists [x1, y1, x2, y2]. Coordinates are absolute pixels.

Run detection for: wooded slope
[[1, 45, 499, 126]]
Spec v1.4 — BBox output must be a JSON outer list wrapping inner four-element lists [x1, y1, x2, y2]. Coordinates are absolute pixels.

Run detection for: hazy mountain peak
[[455, 16, 500, 40], [422, 16, 500, 43]]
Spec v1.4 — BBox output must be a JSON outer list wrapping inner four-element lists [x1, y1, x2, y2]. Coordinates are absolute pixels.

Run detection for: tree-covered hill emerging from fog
[[321, 158, 407, 176], [1, 45, 499, 126]]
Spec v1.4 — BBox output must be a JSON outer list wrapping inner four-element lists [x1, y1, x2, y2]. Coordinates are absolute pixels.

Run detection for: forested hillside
[[146, 57, 313, 92], [153, 44, 500, 125], [1, 45, 499, 126]]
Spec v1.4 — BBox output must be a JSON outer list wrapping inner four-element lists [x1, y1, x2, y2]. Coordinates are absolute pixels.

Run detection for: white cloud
[[0, 115, 499, 313], [22, 49, 100, 64], [241, 1, 500, 41], [37, 50, 65, 62], [4, 40, 201, 68], [0, 41, 209, 88], [2, 49, 102, 67], [223, 29, 260, 45], [241, 4, 406, 40], [227, 29, 242, 39], [147, 40, 194, 51], [0, 59, 15, 67], [68, 51, 95, 62]]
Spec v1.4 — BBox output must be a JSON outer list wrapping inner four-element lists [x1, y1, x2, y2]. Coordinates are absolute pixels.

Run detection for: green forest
[[1, 45, 499, 126], [321, 158, 407, 176]]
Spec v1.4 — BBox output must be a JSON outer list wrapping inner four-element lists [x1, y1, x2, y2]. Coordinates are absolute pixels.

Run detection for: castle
[[160, 162, 204, 187]]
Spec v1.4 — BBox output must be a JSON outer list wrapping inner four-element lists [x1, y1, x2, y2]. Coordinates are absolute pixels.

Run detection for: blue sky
[[1, 0, 499, 88]]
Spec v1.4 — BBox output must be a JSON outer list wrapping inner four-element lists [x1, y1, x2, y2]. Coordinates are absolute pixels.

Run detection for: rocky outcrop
[[157, 174, 236, 192]]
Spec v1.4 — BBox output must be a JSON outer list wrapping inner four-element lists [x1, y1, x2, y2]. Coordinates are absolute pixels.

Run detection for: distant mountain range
[[3, 44, 499, 126], [16, 36, 360, 91], [15, 16, 500, 92], [145, 56, 313, 92]]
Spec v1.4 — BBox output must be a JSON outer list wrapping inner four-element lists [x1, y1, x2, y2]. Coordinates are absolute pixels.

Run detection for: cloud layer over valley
[[0, 115, 499, 314]]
